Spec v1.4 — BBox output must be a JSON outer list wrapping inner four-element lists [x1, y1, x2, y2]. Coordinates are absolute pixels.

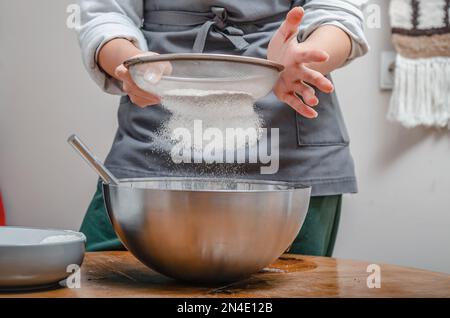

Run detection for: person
[[77, 0, 369, 255]]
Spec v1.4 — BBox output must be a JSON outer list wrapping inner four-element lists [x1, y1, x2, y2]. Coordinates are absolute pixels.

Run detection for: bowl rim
[[124, 53, 285, 72], [104, 177, 311, 193], [0, 226, 86, 248]]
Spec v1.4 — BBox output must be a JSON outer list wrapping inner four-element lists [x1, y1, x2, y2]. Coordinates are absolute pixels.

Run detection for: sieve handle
[[67, 134, 120, 186]]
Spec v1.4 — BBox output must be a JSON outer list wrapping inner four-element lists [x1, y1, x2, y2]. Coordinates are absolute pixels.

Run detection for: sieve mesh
[[124, 53, 283, 99]]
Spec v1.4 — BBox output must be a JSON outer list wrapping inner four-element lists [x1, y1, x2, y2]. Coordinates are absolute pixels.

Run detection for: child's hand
[[268, 7, 334, 118], [115, 52, 172, 107]]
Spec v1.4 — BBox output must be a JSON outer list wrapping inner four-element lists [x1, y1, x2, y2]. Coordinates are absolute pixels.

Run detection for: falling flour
[[159, 89, 263, 155]]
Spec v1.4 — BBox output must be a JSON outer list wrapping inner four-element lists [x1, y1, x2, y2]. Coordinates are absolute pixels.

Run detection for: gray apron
[[104, 0, 357, 196]]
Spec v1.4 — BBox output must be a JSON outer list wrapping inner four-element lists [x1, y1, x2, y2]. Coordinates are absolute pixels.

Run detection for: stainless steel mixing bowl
[[68, 135, 311, 284], [103, 177, 311, 283]]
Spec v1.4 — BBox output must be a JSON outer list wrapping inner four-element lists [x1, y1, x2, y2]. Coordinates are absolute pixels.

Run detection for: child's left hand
[[268, 7, 334, 118]]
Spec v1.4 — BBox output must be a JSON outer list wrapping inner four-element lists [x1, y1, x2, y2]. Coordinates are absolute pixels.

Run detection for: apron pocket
[[296, 90, 350, 147]]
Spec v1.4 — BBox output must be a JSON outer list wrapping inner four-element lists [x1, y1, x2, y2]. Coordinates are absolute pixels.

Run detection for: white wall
[[332, 1, 450, 274], [0, 0, 117, 230], [1, 1, 449, 274]]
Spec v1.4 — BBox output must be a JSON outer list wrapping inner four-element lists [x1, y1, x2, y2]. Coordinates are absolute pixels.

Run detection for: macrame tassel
[[388, 54, 450, 128]]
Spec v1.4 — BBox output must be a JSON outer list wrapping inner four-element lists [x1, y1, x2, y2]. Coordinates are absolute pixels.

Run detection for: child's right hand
[[115, 52, 166, 108], [98, 39, 170, 108]]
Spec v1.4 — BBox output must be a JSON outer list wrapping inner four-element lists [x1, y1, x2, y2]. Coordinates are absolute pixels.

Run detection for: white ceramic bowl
[[0, 226, 86, 291]]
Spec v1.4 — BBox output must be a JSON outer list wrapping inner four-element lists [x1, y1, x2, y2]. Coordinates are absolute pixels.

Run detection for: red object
[[0, 192, 5, 226]]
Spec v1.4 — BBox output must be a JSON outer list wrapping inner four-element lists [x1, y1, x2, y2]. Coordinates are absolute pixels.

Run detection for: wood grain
[[1, 252, 449, 298]]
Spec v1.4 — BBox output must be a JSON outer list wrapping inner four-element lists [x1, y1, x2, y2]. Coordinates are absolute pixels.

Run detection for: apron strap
[[144, 6, 251, 53]]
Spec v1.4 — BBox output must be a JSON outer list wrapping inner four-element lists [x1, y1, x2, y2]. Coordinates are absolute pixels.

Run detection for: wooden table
[[2, 251, 450, 298]]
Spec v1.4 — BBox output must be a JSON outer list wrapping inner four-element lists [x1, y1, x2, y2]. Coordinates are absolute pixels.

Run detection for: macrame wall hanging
[[388, 0, 450, 128]]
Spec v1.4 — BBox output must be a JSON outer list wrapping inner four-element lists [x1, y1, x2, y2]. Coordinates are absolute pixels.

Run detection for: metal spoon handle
[[67, 134, 120, 185]]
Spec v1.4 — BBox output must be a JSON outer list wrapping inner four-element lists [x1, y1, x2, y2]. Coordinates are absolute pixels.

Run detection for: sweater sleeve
[[77, 0, 148, 95], [298, 0, 370, 64]]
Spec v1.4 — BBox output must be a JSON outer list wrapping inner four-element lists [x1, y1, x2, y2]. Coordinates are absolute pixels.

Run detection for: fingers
[[280, 65, 334, 97], [162, 61, 173, 76], [115, 64, 134, 83], [279, 7, 304, 41], [293, 48, 329, 65], [124, 52, 172, 84], [284, 92, 318, 118], [280, 45, 332, 93], [283, 65, 334, 94], [274, 78, 318, 118], [115, 64, 161, 107], [296, 82, 318, 106], [298, 66, 334, 93], [141, 61, 172, 84], [128, 94, 160, 107]]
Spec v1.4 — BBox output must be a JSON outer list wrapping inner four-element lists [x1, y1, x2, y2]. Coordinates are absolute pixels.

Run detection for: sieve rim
[[124, 53, 284, 72]]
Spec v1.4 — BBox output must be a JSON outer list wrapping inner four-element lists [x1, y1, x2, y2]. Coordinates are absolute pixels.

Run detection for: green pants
[[81, 181, 342, 256]]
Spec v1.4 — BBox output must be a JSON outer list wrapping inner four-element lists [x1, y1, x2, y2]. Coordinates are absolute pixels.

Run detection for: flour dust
[[158, 89, 263, 158]]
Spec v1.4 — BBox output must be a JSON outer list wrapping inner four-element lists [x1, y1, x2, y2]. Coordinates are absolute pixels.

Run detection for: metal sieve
[[124, 53, 284, 99]]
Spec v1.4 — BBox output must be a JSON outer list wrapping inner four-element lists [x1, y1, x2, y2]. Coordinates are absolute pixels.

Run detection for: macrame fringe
[[388, 54, 450, 129]]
